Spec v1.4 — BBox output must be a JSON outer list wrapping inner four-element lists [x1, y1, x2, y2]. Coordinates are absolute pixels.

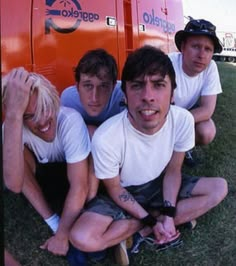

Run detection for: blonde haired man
[[2, 67, 90, 257]]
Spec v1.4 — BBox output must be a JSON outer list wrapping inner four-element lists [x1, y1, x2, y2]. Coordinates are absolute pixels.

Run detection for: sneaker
[[184, 150, 197, 167], [155, 236, 183, 252], [182, 219, 197, 230], [129, 233, 183, 253], [114, 233, 155, 265], [127, 232, 155, 254], [114, 240, 129, 266]]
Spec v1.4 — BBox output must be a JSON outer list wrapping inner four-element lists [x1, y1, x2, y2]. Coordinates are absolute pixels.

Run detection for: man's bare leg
[[70, 212, 142, 252], [175, 177, 227, 225]]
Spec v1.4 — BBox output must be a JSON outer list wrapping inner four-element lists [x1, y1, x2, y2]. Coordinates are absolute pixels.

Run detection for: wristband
[[159, 200, 176, 217], [140, 214, 156, 227]]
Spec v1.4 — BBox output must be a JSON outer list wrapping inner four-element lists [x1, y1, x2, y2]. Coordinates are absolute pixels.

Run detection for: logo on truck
[[143, 9, 175, 34], [45, 0, 99, 34]]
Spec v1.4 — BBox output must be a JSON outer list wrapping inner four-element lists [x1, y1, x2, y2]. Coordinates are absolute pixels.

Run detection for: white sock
[[45, 214, 60, 234]]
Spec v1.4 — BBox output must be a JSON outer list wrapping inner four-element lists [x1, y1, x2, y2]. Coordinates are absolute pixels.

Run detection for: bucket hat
[[175, 19, 222, 53]]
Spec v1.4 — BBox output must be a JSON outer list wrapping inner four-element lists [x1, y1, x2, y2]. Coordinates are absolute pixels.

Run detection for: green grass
[[4, 62, 236, 265]]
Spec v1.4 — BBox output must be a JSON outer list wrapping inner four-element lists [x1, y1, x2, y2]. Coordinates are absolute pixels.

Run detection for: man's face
[[77, 70, 114, 117], [125, 73, 173, 135], [23, 91, 57, 142], [181, 35, 214, 76]]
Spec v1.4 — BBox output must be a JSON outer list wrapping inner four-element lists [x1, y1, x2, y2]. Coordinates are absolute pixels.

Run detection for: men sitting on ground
[[68, 46, 228, 265], [2, 67, 90, 257], [169, 19, 223, 166]]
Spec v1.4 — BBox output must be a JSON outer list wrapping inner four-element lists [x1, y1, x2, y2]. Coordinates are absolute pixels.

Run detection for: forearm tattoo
[[119, 190, 136, 204]]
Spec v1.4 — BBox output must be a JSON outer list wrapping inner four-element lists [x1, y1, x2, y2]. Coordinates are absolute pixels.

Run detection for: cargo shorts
[[85, 174, 200, 220]]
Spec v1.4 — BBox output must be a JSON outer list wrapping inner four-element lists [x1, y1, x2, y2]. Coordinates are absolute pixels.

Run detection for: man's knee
[[70, 227, 92, 251], [69, 213, 109, 252], [195, 120, 216, 145], [70, 226, 106, 252], [208, 177, 228, 207]]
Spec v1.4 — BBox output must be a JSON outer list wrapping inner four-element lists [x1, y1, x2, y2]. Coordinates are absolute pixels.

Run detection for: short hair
[[2, 72, 60, 124], [74, 48, 118, 84], [121, 45, 176, 94]]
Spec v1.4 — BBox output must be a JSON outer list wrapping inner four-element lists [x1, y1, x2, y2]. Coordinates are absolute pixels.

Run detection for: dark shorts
[[36, 162, 68, 214], [85, 174, 200, 220]]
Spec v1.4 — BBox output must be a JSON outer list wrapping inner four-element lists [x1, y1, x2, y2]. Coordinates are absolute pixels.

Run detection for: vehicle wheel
[[219, 56, 226, 62], [227, 57, 234, 62]]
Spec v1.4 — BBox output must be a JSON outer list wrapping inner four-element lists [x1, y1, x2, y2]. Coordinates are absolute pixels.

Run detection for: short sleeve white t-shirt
[[92, 106, 194, 187], [168, 52, 222, 109], [23, 106, 90, 164]]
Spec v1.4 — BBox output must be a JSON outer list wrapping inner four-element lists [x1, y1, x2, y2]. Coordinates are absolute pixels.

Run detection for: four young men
[[3, 19, 228, 266]]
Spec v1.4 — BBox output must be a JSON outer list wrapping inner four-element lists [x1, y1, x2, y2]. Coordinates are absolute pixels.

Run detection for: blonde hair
[[28, 73, 60, 123], [2, 71, 60, 123]]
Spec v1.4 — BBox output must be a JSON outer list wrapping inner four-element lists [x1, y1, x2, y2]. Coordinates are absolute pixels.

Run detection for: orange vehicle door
[[165, 0, 184, 52], [136, 0, 184, 53], [31, 0, 119, 93], [1, 0, 32, 74]]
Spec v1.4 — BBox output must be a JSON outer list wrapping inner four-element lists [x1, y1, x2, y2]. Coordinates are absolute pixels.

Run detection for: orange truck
[[1, 0, 184, 94]]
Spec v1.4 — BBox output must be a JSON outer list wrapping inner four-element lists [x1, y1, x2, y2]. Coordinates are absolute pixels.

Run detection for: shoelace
[[185, 151, 194, 159], [130, 236, 156, 253], [157, 237, 183, 252], [130, 236, 183, 253]]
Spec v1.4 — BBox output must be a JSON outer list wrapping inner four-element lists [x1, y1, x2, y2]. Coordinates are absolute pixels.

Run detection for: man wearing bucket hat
[[169, 19, 223, 166]]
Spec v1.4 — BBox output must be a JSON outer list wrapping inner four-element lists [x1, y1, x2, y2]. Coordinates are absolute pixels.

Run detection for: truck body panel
[[1, 0, 184, 93]]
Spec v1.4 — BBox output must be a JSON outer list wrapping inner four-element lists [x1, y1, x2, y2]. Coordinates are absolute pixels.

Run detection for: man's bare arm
[[190, 95, 217, 123], [40, 158, 89, 255], [103, 176, 149, 219], [3, 68, 33, 192]]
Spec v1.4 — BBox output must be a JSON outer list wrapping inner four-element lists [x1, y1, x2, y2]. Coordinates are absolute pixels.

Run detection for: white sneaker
[[114, 240, 129, 266]]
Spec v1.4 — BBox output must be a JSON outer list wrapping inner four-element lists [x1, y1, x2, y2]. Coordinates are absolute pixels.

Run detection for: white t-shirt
[[23, 106, 90, 164], [92, 106, 194, 187], [60, 81, 125, 126], [168, 52, 222, 109]]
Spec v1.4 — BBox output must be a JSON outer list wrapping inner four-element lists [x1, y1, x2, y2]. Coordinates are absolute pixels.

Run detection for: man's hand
[[162, 216, 178, 238], [3, 67, 34, 117], [40, 234, 69, 256], [153, 217, 180, 244]]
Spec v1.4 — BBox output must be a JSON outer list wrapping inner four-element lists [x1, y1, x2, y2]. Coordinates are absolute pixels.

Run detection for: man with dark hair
[[61, 48, 125, 132], [61, 48, 125, 214], [61, 49, 126, 265], [68, 46, 227, 265], [169, 19, 223, 166]]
